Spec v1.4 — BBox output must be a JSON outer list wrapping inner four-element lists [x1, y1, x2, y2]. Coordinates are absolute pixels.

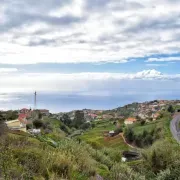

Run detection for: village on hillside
[[55, 99, 180, 123], [2, 98, 180, 136], [3, 108, 50, 133]]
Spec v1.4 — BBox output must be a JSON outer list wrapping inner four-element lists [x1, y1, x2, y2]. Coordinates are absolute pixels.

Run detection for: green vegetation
[[80, 119, 129, 150], [0, 110, 18, 121], [73, 110, 85, 128], [106, 102, 139, 118], [60, 113, 72, 126], [33, 119, 44, 129], [167, 105, 175, 113], [0, 105, 180, 179], [124, 111, 172, 148]]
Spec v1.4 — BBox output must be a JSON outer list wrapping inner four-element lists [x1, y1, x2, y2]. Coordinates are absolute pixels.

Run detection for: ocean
[[0, 92, 180, 113]]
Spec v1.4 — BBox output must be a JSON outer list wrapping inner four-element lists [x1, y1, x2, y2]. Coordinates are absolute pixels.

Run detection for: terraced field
[[80, 120, 129, 151]]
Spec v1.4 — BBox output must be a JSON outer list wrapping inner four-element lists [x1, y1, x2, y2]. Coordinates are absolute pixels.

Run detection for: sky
[[0, 0, 180, 112]]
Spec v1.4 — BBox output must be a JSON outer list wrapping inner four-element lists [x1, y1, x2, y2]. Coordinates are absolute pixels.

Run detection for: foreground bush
[[139, 140, 180, 179], [0, 135, 98, 179]]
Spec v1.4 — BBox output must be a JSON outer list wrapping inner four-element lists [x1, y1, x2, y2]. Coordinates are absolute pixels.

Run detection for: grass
[[43, 116, 61, 128], [129, 111, 180, 146], [2, 111, 180, 179], [80, 119, 129, 151], [131, 120, 163, 135], [0, 132, 101, 179]]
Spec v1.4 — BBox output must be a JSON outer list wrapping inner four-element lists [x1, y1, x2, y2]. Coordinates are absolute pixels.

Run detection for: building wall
[[5, 120, 27, 132], [6, 120, 20, 127]]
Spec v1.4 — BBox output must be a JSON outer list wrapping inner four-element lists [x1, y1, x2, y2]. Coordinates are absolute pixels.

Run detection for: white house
[[124, 117, 137, 125], [29, 129, 41, 134]]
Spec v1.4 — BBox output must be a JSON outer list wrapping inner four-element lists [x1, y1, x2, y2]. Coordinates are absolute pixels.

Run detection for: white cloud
[[147, 57, 180, 62], [0, 94, 19, 102], [0, 68, 18, 73], [0, 69, 180, 94], [146, 63, 168, 67], [0, 0, 180, 64]]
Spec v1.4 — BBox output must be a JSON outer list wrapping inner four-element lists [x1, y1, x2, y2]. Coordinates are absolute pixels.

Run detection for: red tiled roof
[[88, 113, 97, 117], [19, 114, 27, 119]]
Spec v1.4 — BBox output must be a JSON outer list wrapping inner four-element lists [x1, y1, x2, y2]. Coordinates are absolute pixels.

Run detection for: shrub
[[50, 156, 72, 178], [33, 120, 44, 129], [114, 127, 123, 134], [141, 140, 180, 176], [140, 120, 146, 126], [26, 123, 33, 130], [124, 128, 135, 143], [80, 122, 91, 130], [110, 163, 145, 180], [167, 105, 175, 113], [13, 149, 46, 177], [60, 124, 69, 134]]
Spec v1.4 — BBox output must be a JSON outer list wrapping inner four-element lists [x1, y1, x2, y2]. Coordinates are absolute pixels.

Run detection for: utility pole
[[34, 91, 37, 110]]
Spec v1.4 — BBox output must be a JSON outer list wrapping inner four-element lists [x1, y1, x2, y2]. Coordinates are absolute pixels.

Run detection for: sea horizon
[[1, 92, 180, 113]]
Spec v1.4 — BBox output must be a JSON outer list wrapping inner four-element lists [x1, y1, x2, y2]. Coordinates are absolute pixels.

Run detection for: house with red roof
[[88, 113, 97, 120], [6, 108, 34, 132], [5, 114, 28, 132], [18, 113, 28, 127], [20, 108, 30, 114], [152, 112, 160, 121]]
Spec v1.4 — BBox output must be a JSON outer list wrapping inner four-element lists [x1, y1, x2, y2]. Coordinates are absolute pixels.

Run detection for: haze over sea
[[1, 89, 180, 113]]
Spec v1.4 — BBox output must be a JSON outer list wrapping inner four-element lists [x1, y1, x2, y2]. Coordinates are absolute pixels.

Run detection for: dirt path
[[120, 133, 134, 148]]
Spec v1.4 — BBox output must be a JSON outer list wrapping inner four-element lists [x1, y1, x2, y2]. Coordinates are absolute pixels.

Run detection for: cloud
[[0, 94, 19, 102], [0, 68, 18, 73], [0, 68, 180, 111], [146, 63, 168, 67], [0, 0, 180, 64], [0, 69, 180, 94], [147, 57, 180, 62]]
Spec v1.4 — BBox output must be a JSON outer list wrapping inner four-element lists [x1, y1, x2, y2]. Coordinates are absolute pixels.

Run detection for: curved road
[[170, 113, 180, 143]]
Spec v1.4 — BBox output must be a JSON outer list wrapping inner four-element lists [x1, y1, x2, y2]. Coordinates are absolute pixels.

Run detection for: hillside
[[1, 100, 180, 179], [106, 100, 180, 119], [54, 100, 180, 123]]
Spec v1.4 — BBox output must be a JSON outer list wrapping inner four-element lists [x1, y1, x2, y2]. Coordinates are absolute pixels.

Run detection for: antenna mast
[[34, 91, 37, 110]]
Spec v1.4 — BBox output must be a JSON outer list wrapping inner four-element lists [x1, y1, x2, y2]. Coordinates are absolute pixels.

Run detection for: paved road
[[170, 114, 180, 143]]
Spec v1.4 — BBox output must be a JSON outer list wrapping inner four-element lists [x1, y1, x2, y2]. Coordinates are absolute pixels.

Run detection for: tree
[[60, 114, 71, 126], [91, 124, 95, 128], [73, 110, 85, 128], [124, 128, 134, 142], [0, 112, 5, 121], [33, 120, 43, 129], [80, 122, 91, 130], [38, 112, 42, 120], [167, 105, 174, 113], [0, 112, 7, 136], [141, 120, 146, 126], [114, 127, 123, 134], [5, 110, 18, 121], [60, 124, 69, 134]]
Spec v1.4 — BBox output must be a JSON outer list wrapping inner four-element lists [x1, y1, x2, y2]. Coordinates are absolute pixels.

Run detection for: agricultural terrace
[[80, 119, 129, 151]]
